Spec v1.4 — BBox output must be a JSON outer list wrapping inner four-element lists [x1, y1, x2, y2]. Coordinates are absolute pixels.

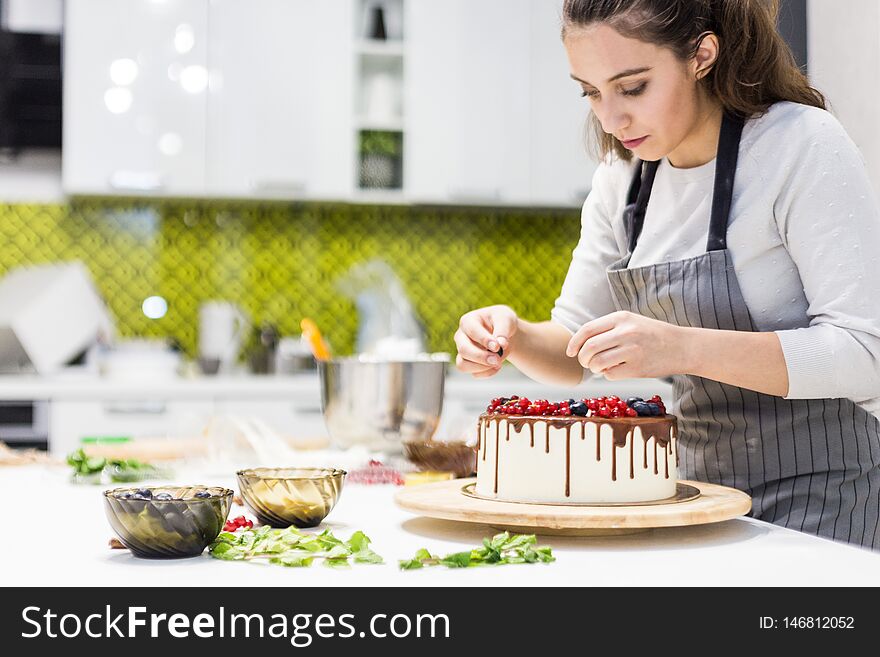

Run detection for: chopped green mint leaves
[[399, 532, 555, 570], [208, 526, 384, 569]]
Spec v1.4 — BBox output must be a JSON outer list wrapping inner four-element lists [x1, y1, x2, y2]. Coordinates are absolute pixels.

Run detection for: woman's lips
[[621, 136, 648, 149]]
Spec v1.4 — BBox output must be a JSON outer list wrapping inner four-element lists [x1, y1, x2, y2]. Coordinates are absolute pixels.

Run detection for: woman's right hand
[[454, 305, 519, 378]]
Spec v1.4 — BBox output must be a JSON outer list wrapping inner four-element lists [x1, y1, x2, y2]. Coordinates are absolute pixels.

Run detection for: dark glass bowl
[[236, 467, 346, 528], [103, 486, 233, 558], [403, 440, 477, 478]]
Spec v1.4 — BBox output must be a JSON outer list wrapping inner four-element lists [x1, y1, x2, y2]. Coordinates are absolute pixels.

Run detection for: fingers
[[566, 313, 619, 357], [455, 353, 498, 375], [454, 328, 502, 375], [460, 308, 515, 356], [576, 329, 619, 369], [583, 344, 630, 374], [602, 362, 633, 381], [461, 316, 497, 352], [456, 306, 517, 378], [471, 367, 500, 379], [487, 310, 517, 353], [455, 329, 500, 365]]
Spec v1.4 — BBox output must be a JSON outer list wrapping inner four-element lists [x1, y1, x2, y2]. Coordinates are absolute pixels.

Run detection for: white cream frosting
[[474, 415, 678, 504]]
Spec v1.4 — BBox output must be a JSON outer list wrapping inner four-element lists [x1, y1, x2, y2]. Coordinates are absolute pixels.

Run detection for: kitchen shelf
[[354, 0, 406, 193], [354, 116, 404, 132], [350, 188, 407, 205], [355, 39, 404, 58]]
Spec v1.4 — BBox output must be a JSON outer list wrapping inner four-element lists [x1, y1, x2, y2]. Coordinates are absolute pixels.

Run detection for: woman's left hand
[[565, 311, 688, 380]]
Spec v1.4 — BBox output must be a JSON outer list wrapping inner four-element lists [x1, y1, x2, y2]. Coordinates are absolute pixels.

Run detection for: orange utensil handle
[[301, 318, 331, 361]]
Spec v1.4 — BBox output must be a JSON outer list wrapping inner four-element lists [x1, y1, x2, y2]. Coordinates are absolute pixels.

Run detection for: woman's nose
[[594, 99, 629, 136]]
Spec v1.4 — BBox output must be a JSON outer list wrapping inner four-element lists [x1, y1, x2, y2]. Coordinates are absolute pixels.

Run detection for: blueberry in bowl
[[103, 485, 233, 558]]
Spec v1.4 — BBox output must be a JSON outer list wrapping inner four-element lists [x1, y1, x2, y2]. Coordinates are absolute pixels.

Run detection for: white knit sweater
[[551, 101, 880, 419]]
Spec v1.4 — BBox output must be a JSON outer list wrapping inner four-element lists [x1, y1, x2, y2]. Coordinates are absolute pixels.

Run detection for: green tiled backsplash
[[0, 201, 580, 357]]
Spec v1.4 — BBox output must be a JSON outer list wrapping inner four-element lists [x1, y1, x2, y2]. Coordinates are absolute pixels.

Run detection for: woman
[[454, 0, 880, 550]]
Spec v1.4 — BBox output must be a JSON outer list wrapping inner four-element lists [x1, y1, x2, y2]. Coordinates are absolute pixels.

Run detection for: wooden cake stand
[[394, 478, 752, 536]]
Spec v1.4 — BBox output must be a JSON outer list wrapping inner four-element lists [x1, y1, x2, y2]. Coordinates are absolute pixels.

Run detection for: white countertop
[[0, 372, 323, 400], [0, 369, 674, 401], [4, 464, 879, 587]]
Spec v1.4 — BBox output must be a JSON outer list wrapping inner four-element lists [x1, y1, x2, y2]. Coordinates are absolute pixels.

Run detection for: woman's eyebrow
[[570, 66, 652, 86]]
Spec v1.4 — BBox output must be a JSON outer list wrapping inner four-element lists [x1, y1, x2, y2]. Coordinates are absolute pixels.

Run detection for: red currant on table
[[223, 515, 254, 532]]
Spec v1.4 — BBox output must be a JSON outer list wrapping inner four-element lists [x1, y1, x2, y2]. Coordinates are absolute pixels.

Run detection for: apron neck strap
[[706, 112, 745, 251], [625, 160, 659, 254], [624, 112, 745, 254]]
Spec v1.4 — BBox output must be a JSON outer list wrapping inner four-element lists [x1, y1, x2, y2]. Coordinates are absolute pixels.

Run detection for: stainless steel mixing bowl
[[319, 354, 448, 453]]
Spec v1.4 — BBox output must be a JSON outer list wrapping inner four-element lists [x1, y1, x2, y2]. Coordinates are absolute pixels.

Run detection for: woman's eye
[[621, 82, 647, 96], [580, 89, 599, 99]]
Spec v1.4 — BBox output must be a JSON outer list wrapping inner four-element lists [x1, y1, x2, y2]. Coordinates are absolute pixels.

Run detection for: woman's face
[[564, 23, 709, 164]]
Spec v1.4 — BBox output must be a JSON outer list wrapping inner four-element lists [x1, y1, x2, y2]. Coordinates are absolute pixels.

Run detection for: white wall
[[807, 0, 880, 194]]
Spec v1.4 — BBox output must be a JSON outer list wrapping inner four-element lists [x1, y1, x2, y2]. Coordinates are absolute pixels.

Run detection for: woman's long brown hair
[[562, 0, 827, 161]]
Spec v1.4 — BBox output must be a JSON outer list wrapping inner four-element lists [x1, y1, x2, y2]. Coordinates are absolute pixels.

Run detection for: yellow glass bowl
[[236, 467, 346, 528]]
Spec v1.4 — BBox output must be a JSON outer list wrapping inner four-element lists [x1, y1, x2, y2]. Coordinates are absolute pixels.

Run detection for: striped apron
[[605, 112, 880, 550]]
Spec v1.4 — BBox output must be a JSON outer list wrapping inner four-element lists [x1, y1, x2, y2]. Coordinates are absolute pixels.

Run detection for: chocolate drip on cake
[[672, 422, 680, 466], [478, 414, 678, 493]]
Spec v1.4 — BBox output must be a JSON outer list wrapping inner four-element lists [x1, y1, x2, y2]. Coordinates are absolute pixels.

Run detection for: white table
[[4, 465, 879, 587]]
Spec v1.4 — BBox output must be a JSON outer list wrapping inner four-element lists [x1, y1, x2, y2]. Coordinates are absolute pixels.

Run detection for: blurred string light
[[174, 24, 195, 54], [158, 132, 183, 156], [104, 87, 133, 114], [142, 296, 168, 320], [109, 58, 138, 85], [179, 65, 208, 93]]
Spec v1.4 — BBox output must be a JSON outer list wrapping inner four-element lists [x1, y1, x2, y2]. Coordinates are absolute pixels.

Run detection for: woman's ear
[[693, 32, 720, 80]]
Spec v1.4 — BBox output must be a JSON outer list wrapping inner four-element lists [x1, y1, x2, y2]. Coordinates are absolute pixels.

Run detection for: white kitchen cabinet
[[404, 0, 532, 206], [528, 0, 597, 207], [63, 0, 595, 206], [64, 0, 355, 200], [404, 0, 595, 208], [63, 0, 210, 196], [48, 399, 214, 457], [205, 0, 355, 199]]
